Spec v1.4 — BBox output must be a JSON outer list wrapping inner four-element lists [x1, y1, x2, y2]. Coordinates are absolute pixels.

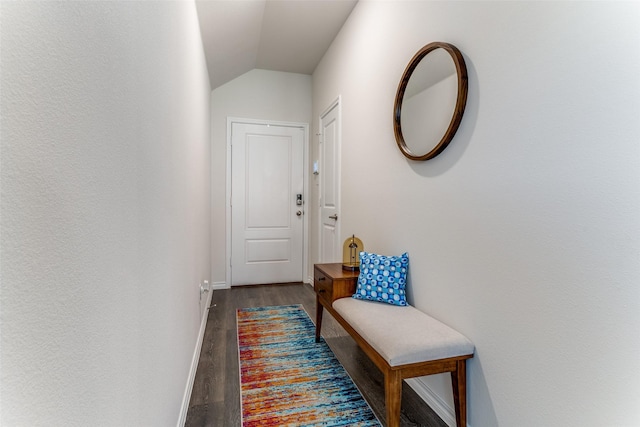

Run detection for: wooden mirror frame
[[393, 42, 468, 161]]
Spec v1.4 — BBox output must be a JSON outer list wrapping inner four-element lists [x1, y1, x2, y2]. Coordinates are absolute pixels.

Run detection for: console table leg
[[315, 297, 324, 343]]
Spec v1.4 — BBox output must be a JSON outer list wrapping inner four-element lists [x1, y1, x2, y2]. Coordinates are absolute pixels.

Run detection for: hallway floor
[[185, 282, 447, 427]]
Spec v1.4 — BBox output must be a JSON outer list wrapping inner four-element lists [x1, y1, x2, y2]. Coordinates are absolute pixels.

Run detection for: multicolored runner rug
[[237, 304, 380, 427]]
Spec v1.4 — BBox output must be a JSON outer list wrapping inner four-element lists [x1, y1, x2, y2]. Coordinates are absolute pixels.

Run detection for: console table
[[313, 263, 359, 342]]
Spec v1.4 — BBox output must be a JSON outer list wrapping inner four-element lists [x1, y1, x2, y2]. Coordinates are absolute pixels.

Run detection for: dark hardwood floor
[[185, 283, 447, 427]]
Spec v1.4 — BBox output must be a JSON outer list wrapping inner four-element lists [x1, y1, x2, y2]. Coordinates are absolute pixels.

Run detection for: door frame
[[226, 117, 309, 287], [318, 97, 342, 265]]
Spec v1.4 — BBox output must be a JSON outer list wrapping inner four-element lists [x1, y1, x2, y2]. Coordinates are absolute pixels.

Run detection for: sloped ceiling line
[[195, 0, 358, 90]]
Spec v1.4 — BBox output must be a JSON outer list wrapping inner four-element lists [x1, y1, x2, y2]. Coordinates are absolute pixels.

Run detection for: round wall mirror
[[393, 42, 468, 161]]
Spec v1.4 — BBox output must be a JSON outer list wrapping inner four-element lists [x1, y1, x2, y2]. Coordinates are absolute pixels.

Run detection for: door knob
[[329, 214, 338, 220], [296, 210, 303, 216]]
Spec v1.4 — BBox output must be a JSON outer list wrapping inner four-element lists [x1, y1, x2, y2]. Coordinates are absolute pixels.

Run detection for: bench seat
[[326, 297, 474, 427], [332, 298, 474, 366]]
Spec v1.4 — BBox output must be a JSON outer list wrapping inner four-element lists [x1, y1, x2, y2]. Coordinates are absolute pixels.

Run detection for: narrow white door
[[319, 101, 341, 263], [231, 122, 304, 285]]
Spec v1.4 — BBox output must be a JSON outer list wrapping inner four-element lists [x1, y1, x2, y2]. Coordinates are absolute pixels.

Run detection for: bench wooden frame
[[313, 263, 473, 427]]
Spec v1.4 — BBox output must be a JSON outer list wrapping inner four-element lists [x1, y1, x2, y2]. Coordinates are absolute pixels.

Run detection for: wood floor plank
[[185, 283, 447, 427]]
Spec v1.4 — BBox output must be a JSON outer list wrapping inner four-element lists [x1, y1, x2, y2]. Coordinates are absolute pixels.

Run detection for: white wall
[[312, 1, 640, 426], [210, 69, 312, 286], [1, 1, 211, 425]]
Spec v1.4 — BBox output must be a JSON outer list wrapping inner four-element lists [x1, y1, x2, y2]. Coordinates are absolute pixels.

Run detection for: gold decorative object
[[342, 235, 364, 271]]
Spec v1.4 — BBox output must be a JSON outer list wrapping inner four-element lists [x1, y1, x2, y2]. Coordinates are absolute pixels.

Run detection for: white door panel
[[245, 239, 290, 263], [321, 224, 337, 262], [231, 122, 304, 285], [245, 134, 291, 228], [319, 101, 341, 263]]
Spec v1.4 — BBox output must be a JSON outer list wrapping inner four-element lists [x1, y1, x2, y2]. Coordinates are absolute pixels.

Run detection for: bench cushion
[[332, 298, 474, 367]]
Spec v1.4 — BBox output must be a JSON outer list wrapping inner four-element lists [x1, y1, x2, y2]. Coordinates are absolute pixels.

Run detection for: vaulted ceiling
[[195, 0, 358, 90]]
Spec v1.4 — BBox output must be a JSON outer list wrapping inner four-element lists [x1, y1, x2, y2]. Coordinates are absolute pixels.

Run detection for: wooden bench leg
[[451, 359, 468, 427], [385, 369, 402, 427]]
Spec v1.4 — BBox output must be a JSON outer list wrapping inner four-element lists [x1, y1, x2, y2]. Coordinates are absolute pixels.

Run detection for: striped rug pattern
[[237, 304, 380, 427]]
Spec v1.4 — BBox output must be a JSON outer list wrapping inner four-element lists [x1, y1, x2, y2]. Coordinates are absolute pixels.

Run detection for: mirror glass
[[401, 48, 457, 156], [394, 42, 468, 161]]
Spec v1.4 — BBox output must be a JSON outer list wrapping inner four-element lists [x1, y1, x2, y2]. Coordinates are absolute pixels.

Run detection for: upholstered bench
[[330, 298, 474, 427]]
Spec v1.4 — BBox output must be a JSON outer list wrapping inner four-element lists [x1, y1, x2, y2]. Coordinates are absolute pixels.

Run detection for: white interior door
[[231, 122, 304, 286], [319, 101, 341, 263]]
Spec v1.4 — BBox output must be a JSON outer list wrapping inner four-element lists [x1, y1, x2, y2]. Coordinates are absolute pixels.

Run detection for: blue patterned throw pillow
[[353, 252, 409, 306]]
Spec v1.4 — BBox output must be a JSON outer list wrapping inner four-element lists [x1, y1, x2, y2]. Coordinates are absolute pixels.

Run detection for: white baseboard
[[177, 289, 213, 427], [405, 377, 462, 427], [212, 281, 228, 290]]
